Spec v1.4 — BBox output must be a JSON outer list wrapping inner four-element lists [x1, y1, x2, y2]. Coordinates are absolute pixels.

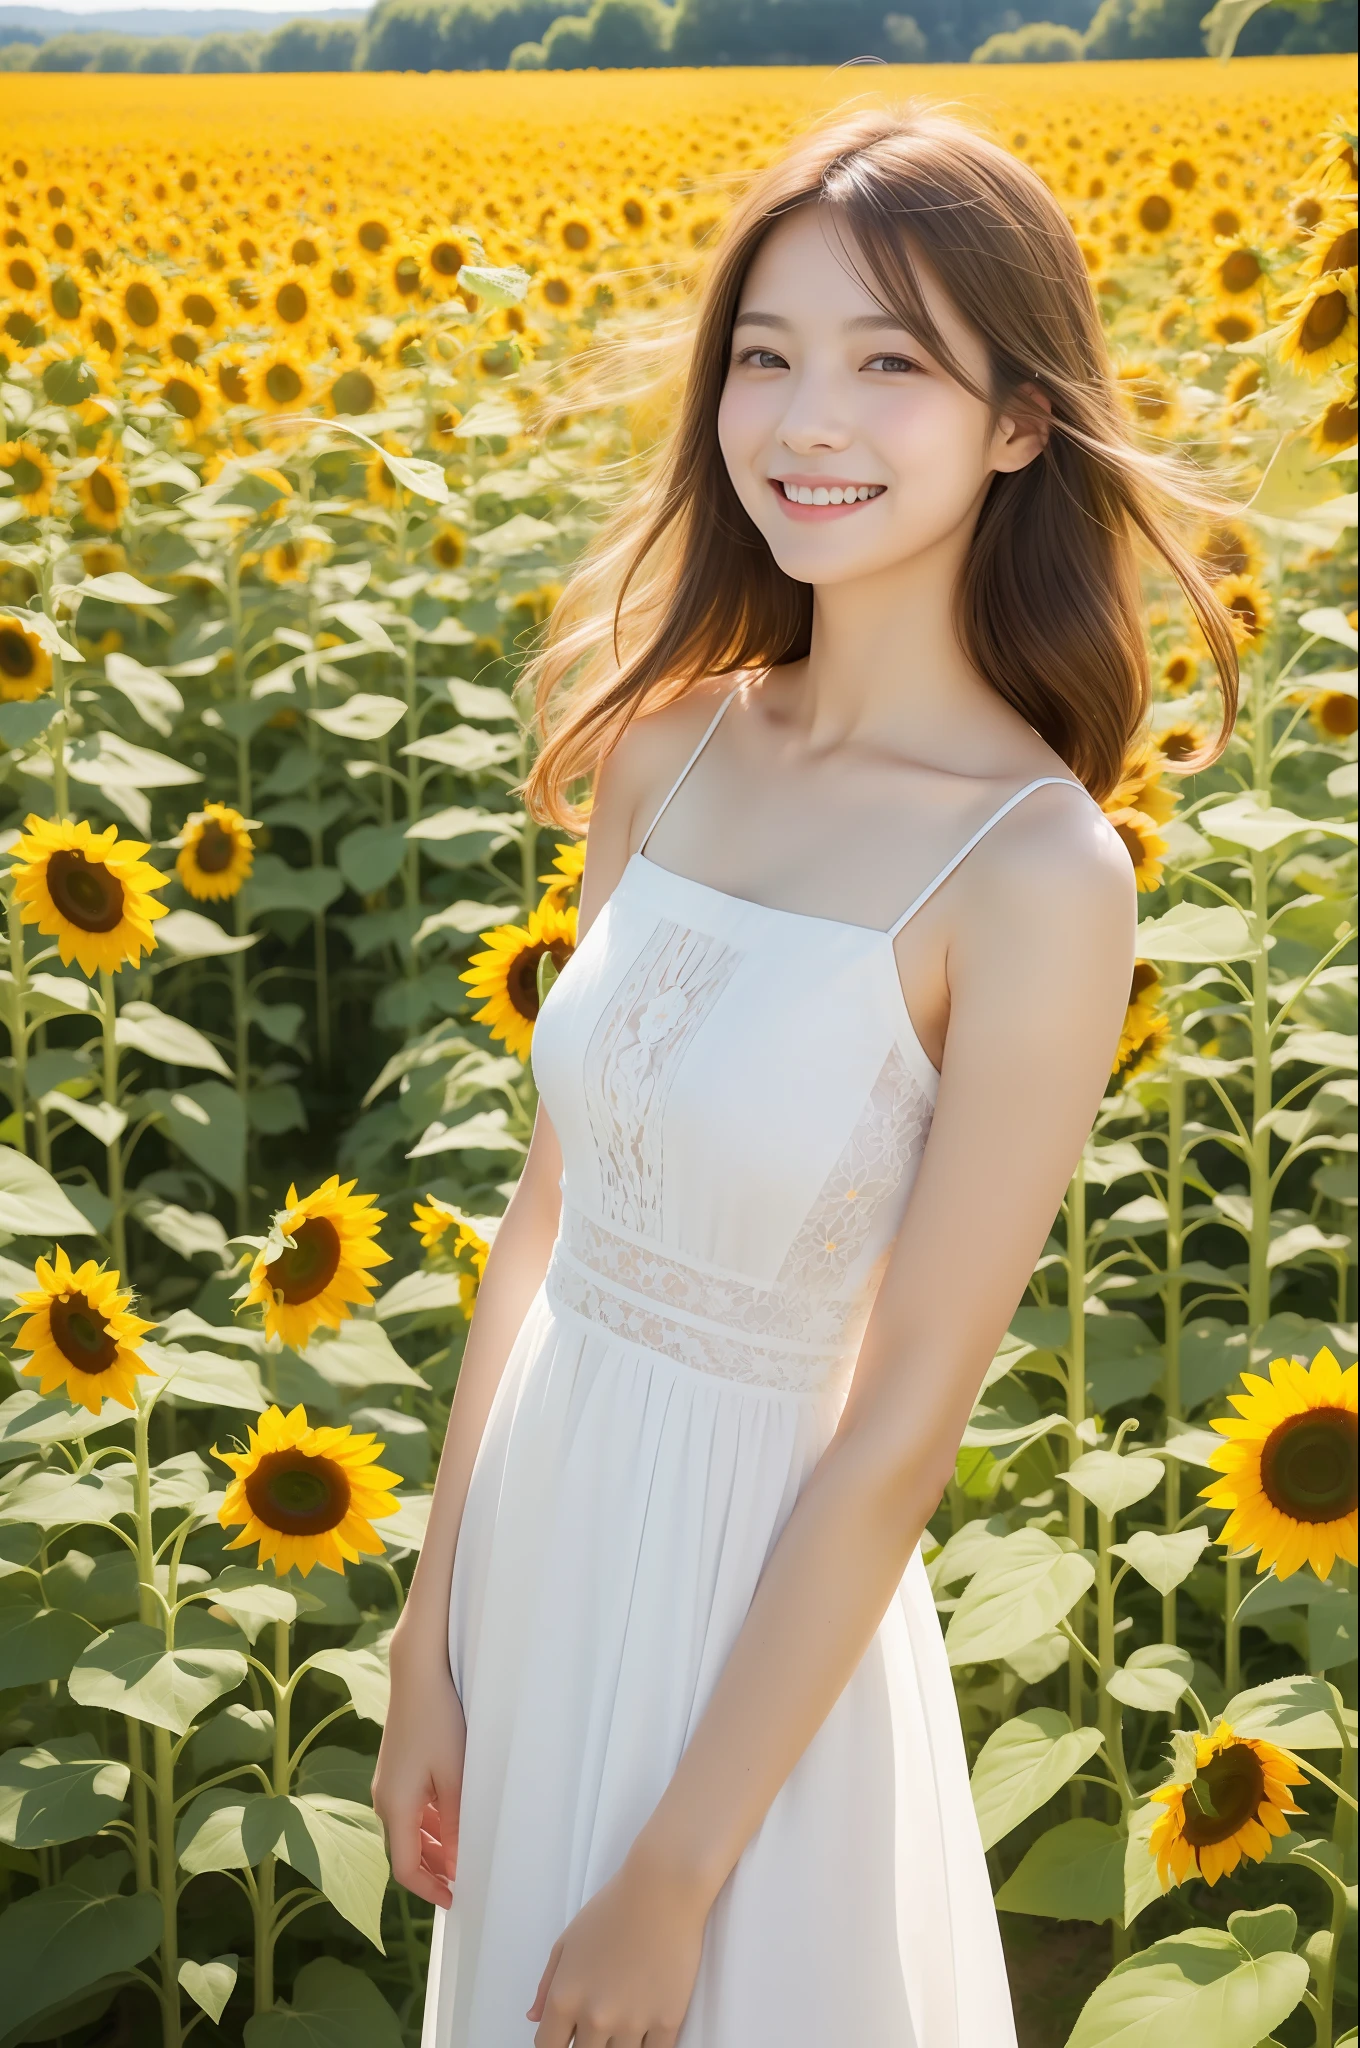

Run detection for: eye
[[734, 346, 787, 371], [865, 352, 919, 375]]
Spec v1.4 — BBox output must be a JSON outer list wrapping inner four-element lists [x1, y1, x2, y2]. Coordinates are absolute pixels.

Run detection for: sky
[[33, 1, 357, 11]]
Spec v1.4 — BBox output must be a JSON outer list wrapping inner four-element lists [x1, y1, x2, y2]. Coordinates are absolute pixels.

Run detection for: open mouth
[[773, 480, 886, 509]]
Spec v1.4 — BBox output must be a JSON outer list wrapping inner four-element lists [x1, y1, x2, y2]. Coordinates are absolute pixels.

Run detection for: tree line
[[0, 0, 1350, 72]]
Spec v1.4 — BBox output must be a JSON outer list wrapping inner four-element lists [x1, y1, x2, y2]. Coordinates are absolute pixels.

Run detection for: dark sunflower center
[[1301, 289, 1350, 353], [90, 470, 118, 513], [507, 938, 572, 1021], [124, 281, 159, 329], [291, 237, 319, 266], [46, 848, 125, 933], [219, 362, 248, 403], [170, 330, 200, 363], [1260, 1407, 1358, 1524], [194, 819, 236, 874], [50, 1292, 118, 1373], [0, 626, 34, 679], [544, 277, 571, 307], [1139, 194, 1172, 233], [245, 1448, 351, 1535], [329, 266, 357, 299], [562, 221, 590, 251], [182, 292, 217, 329], [392, 256, 421, 296], [51, 274, 81, 320], [266, 1216, 341, 1305], [276, 281, 308, 324], [331, 368, 376, 415], [430, 240, 462, 275], [1320, 227, 1357, 275], [8, 256, 37, 291], [265, 362, 303, 405], [10, 456, 43, 496], [358, 220, 389, 253], [1180, 1744, 1265, 1849], [1220, 249, 1261, 295]]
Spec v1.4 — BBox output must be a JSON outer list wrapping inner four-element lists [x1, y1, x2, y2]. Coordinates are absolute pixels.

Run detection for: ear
[[992, 380, 1052, 475]]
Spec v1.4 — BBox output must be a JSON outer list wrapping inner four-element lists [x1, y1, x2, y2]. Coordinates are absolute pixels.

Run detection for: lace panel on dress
[[550, 1041, 934, 1393], [582, 918, 744, 1235]]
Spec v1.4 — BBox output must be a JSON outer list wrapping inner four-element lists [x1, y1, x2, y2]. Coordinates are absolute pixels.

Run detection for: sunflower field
[[0, 52, 1355, 2048]]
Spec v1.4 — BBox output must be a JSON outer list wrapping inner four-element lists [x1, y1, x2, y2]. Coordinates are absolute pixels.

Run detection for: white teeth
[[828, 487, 844, 505], [811, 487, 829, 506], [781, 483, 881, 504]]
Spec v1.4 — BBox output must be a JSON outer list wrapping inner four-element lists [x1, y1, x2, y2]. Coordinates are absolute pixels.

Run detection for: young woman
[[375, 104, 1238, 2047]]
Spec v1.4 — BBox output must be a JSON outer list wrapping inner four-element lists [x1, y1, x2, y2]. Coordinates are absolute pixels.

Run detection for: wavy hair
[[519, 102, 1240, 829]]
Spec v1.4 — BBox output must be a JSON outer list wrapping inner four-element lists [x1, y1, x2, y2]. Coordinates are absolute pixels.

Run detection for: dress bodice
[[531, 686, 1093, 1398]]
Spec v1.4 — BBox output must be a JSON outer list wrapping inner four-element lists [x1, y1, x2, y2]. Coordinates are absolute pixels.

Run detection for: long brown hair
[[520, 101, 1240, 829]]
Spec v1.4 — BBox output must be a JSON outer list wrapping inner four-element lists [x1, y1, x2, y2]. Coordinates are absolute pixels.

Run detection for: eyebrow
[[732, 310, 915, 333]]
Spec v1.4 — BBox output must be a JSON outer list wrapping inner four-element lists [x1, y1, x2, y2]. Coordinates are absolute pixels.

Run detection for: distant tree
[[0, 40, 34, 68], [261, 17, 360, 68], [362, 0, 587, 70], [190, 31, 260, 70], [882, 13, 929, 57], [30, 34, 99, 70], [92, 34, 145, 70], [543, 0, 671, 64], [138, 35, 193, 71], [508, 35, 549, 61], [973, 19, 1084, 54], [1081, 0, 1351, 55], [670, 0, 904, 61]]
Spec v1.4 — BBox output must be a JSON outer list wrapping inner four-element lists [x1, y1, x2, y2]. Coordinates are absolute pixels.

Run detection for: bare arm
[[529, 793, 1137, 2046]]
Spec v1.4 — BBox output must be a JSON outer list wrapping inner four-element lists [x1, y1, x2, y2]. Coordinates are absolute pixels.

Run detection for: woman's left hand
[[527, 1850, 710, 2048]]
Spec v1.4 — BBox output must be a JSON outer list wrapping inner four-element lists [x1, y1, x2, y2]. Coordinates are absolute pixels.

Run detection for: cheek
[[716, 383, 769, 505]]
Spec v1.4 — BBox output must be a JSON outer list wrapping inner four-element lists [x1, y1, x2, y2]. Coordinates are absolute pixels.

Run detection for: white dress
[[421, 685, 1092, 2047]]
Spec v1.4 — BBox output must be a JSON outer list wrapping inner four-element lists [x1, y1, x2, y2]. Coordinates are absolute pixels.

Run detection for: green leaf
[[1105, 1643, 1195, 1714], [373, 1269, 467, 1321], [142, 1081, 245, 1193], [243, 856, 345, 919], [1065, 1451, 1164, 1520], [179, 1955, 238, 2025], [0, 1739, 129, 1850], [132, 1197, 230, 1267], [306, 1644, 390, 1724], [1197, 795, 1355, 852], [1108, 1528, 1209, 1598], [140, 1339, 265, 1411], [69, 1616, 247, 1735], [406, 1108, 527, 1159], [1227, 1905, 1297, 1959], [204, 1568, 321, 1644], [243, 1958, 403, 2048], [452, 395, 521, 440], [994, 1817, 1125, 1924], [404, 802, 521, 848], [400, 726, 516, 774], [0, 1602, 96, 1686], [1309, 1587, 1357, 1670], [66, 731, 200, 792], [0, 698, 57, 748], [1065, 1928, 1309, 2048], [1299, 605, 1359, 651], [0, 1464, 135, 1529], [337, 823, 410, 894], [102, 652, 183, 737], [73, 571, 170, 606], [0, 1871, 162, 2041], [457, 261, 530, 306], [248, 1083, 307, 1136], [154, 909, 258, 960], [1223, 1674, 1345, 1750], [1133, 902, 1257, 962], [295, 1746, 375, 1804], [1123, 1799, 1167, 1927], [116, 1001, 231, 1078], [177, 1790, 388, 1947], [472, 512, 557, 559], [302, 1319, 425, 1391], [970, 1709, 1105, 1851], [186, 1704, 274, 1772], [0, 1389, 130, 1453], [309, 694, 406, 743], [946, 1528, 1094, 1667], [0, 1146, 97, 1237]]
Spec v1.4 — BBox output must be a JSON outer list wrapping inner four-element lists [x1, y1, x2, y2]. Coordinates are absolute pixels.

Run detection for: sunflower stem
[[5, 890, 29, 1156], [1224, 1552, 1242, 1697], [100, 967, 127, 1275], [1065, 1150, 1090, 1814], [126, 1716, 154, 1893], [1160, 888, 1187, 1662], [254, 1617, 292, 2015], [230, 901, 251, 1234]]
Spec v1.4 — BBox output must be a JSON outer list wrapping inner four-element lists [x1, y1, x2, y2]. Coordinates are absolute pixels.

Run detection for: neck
[[788, 523, 1007, 763]]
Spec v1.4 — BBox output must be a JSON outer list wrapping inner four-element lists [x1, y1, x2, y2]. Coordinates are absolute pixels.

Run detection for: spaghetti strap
[[885, 776, 1092, 940], [636, 686, 740, 855]]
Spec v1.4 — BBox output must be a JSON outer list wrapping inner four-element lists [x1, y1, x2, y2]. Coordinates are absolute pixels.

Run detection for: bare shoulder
[[594, 679, 735, 856]]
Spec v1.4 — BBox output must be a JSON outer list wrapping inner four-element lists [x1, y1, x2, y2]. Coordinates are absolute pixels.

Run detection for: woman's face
[[716, 204, 1046, 590]]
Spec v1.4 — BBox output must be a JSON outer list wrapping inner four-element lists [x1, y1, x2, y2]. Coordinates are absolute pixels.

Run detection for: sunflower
[[241, 1176, 392, 1349], [9, 1247, 154, 1415], [1109, 737, 1176, 825], [617, 190, 652, 238], [1203, 239, 1269, 301], [416, 228, 474, 294], [1309, 384, 1357, 457], [1149, 1723, 1307, 1888], [249, 347, 310, 414], [1224, 360, 1263, 412], [1300, 208, 1358, 284], [538, 837, 586, 900], [179, 282, 228, 335], [537, 269, 577, 316], [81, 540, 127, 579], [1155, 716, 1210, 765], [77, 461, 129, 533], [210, 346, 251, 407], [1115, 359, 1180, 436], [1159, 646, 1200, 694], [0, 613, 52, 701], [428, 403, 464, 450], [44, 267, 83, 328], [1205, 306, 1260, 350], [354, 214, 395, 261], [364, 438, 407, 506], [3, 249, 43, 299], [461, 897, 577, 1063], [411, 1196, 492, 1319], [1276, 274, 1357, 381], [264, 266, 316, 331], [215, 1402, 401, 1578], [1216, 572, 1274, 648], [429, 524, 466, 570], [110, 264, 168, 345], [1195, 518, 1264, 584], [0, 438, 57, 517], [1203, 1345, 1358, 1580], [1307, 687, 1358, 740], [288, 234, 322, 268], [379, 243, 424, 310], [1111, 962, 1169, 1084], [324, 362, 384, 417], [176, 802, 255, 901], [157, 365, 216, 436], [11, 814, 169, 977], [1130, 185, 1178, 240], [554, 213, 598, 258], [321, 260, 362, 311], [1102, 805, 1167, 893]]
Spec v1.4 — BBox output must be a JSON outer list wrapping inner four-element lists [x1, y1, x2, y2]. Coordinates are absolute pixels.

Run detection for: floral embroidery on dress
[[553, 1040, 933, 1392], [582, 918, 743, 1236]]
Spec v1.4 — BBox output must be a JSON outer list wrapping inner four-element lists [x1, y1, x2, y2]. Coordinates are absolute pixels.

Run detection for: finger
[[431, 1773, 463, 1881], [526, 1939, 563, 2026]]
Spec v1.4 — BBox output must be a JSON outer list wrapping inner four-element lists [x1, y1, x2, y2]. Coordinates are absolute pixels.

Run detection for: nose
[[775, 366, 853, 456]]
